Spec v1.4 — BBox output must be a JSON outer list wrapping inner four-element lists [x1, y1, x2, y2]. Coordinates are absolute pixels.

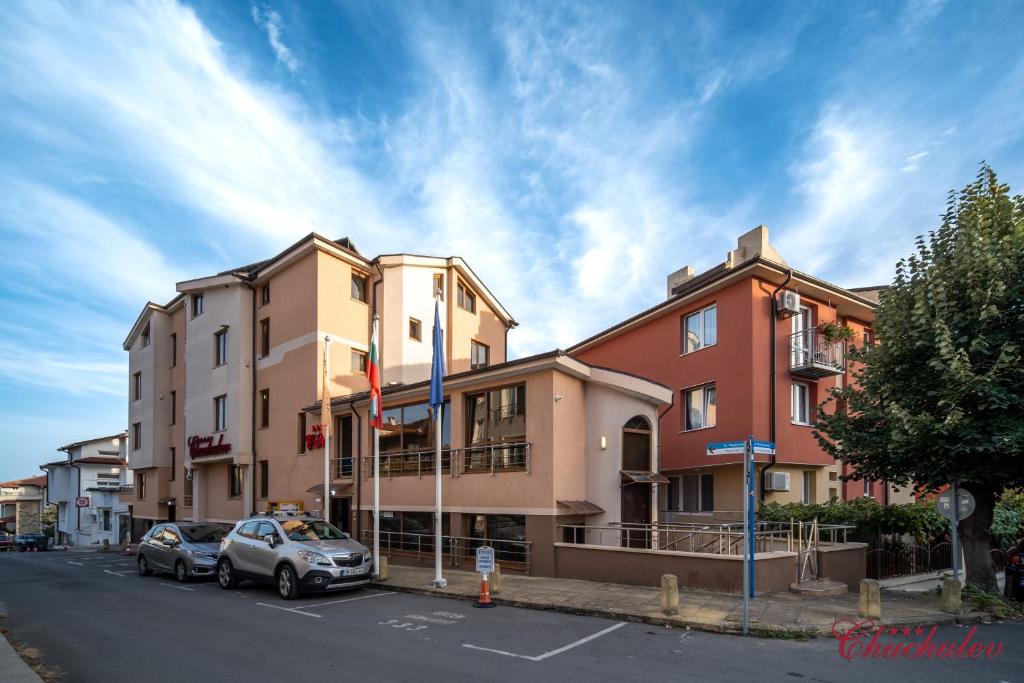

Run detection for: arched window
[[623, 415, 651, 432], [622, 416, 652, 470]]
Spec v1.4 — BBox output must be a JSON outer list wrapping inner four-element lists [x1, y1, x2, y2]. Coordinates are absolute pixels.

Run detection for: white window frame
[[214, 394, 227, 433], [682, 383, 716, 431], [802, 471, 813, 504], [682, 304, 717, 355], [791, 382, 810, 425], [673, 473, 714, 513], [214, 329, 228, 366]]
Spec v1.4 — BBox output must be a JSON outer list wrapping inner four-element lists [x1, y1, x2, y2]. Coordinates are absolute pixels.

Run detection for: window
[[790, 305, 812, 365], [829, 470, 838, 481], [469, 514, 525, 561], [351, 350, 367, 373], [96, 472, 120, 490], [791, 382, 810, 425], [682, 304, 717, 354], [457, 280, 476, 313], [470, 340, 489, 370], [297, 412, 307, 453], [802, 471, 814, 504], [136, 471, 146, 499], [191, 293, 204, 318], [260, 389, 270, 428], [214, 395, 227, 432], [380, 401, 450, 455], [132, 423, 141, 450], [259, 319, 270, 358], [101, 509, 111, 532], [229, 465, 243, 498], [170, 448, 176, 481], [409, 317, 421, 342], [133, 372, 142, 401], [683, 384, 716, 430], [351, 272, 368, 303], [256, 521, 279, 542], [464, 385, 526, 472], [184, 468, 193, 507], [170, 333, 177, 368], [669, 474, 714, 512], [261, 284, 270, 306], [863, 478, 872, 497], [433, 273, 444, 299], [141, 324, 150, 348], [214, 329, 228, 366], [259, 460, 269, 499], [238, 520, 259, 538], [169, 391, 176, 425]]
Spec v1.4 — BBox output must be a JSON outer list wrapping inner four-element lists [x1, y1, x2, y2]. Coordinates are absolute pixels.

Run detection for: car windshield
[[179, 525, 227, 543], [279, 520, 348, 542]]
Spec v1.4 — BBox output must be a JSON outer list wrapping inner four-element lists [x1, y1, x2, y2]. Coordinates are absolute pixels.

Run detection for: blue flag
[[429, 299, 445, 410]]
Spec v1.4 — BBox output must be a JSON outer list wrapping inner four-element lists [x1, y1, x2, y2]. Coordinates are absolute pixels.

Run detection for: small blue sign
[[752, 440, 776, 455], [707, 440, 746, 455]]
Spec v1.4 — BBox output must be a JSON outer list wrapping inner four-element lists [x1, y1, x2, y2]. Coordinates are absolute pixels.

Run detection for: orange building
[[122, 234, 514, 538], [570, 226, 913, 522]]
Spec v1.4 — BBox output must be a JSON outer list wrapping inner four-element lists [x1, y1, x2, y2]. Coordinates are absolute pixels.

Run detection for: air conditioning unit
[[777, 290, 801, 316], [764, 471, 791, 492]]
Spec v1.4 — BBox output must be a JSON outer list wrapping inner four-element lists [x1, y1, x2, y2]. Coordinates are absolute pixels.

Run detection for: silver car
[[137, 523, 227, 582], [216, 513, 372, 599]]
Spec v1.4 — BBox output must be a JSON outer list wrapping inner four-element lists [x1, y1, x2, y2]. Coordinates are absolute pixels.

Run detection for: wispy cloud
[[250, 4, 299, 73]]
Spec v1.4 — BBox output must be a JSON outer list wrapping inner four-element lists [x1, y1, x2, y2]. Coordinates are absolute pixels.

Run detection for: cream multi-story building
[[122, 234, 515, 537]]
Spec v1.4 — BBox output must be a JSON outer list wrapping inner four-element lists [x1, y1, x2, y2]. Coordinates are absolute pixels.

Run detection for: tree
[[815, 165, 1024, 591]]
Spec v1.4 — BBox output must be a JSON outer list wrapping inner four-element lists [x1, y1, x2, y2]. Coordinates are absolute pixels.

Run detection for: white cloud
[[0, 339, 125, 397], [251, 5, 299, 73]]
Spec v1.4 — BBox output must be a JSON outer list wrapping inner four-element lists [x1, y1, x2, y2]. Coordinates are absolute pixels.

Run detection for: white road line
[[67, 561, 83, 566], [463, 622, 627, 662], [292, 591, 395, 610], [103, 570, 128, 577], [160, 583, 196, 592], [254, 603, 323, 618]]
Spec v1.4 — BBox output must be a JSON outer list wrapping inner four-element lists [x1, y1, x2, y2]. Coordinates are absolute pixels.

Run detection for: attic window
[[141, 324, 151, 349]]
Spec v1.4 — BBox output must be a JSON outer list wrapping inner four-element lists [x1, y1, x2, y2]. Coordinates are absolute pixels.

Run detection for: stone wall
[[16, 500, 43, 535]]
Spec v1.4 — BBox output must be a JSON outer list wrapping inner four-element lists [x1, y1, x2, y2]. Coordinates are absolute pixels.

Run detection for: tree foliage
[[760, 498, 948, 540], [814, 165, 1024, 589]]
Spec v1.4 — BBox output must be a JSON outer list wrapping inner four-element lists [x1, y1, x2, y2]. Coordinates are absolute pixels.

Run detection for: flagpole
[[373, 424, 380, 579], [431, 294, 446, 588], [323, 335, 331, 524], [371, 315, 381, 580]]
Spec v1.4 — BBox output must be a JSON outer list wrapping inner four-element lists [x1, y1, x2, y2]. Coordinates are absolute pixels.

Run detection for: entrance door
[[331, 497, 351, 534], [620, 416, 653, 548]]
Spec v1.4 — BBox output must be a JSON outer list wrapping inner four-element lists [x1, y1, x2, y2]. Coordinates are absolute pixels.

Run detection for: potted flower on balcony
[[818, 321, 855, 345]]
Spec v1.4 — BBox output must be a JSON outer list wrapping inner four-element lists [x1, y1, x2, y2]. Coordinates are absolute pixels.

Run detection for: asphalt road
[[1, 550, 1022, 682]]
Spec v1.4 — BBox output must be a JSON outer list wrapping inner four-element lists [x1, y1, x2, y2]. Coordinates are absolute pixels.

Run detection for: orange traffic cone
[[474, 574, 495, 608]]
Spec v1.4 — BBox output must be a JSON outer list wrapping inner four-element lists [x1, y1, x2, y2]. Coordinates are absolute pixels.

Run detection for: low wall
[[553, 543, 797, 594], [816, 542, 868, 591]]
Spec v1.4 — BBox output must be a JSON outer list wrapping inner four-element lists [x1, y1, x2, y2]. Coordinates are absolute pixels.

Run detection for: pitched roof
[[0, 475, 47, 488], [847, 285, 889, 304], [76, 457, 128, 466]]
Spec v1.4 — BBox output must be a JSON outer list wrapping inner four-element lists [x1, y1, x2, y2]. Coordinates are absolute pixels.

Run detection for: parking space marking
[[67, 561, 84, 566], [254, 602, 323, 618], [160, 583, 196, 592], [463, 621, 627, 662], [103, 569, 131, 577], [254, 590, 396, 618]]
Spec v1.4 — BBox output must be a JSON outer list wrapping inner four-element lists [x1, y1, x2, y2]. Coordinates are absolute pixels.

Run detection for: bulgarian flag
[[368, 316, 384, 430]]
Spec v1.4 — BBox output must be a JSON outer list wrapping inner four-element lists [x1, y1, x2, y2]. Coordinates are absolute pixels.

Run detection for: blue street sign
[[752, 440, 776, 455], [707, 440, 746, 455]]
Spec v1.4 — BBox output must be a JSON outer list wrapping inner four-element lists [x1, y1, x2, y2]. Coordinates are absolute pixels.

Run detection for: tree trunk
[[959, 485, 997, 592]]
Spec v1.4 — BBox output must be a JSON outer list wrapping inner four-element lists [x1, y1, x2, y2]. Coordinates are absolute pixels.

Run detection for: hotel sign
[[188, 434, 231, 458]]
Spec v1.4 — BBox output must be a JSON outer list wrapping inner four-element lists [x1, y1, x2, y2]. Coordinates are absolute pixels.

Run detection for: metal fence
[[865, 542, 952, 580], [362, 442, 531, 478], [361, 529, 531, 574]]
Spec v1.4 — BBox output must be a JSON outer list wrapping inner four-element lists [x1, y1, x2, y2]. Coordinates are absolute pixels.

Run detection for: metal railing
[[866, 542, 952, 580], [559, 522, 793, 556], [363, 443, 531, 478], [361, 530, 531, 573], [789, 330, 844, 371], [330, 457, 354, 479]]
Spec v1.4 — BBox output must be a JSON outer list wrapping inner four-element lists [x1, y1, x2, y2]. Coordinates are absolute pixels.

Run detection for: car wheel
[[175, 560, 189, 583], [217, 559, 237, 589], [137, 554, 152, 576], [277, 565, 299, 600]]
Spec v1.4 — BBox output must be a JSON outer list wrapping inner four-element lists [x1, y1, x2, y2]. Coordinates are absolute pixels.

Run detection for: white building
[[41, 433, 130, 547]]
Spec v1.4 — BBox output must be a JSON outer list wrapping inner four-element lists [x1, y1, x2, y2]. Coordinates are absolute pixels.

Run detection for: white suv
[[217, 513, 372, 599]]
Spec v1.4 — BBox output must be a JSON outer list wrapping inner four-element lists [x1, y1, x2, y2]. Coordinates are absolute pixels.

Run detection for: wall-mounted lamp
[[554, 394, 562, 402], [600, 436, 607, 450]]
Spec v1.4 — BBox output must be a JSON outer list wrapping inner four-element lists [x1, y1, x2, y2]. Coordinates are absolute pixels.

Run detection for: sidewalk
[[0, 603, 43, 683], [375, 564, 987, 637]]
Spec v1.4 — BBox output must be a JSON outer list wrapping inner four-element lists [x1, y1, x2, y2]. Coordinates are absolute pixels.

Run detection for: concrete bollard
[[660, 574, 679, 616], [490, 563, 502, 594], [376, 556, 389, 582], [940, 576, 961, 614], [102, 539, 110, 552], [859, 579, 881, 619]]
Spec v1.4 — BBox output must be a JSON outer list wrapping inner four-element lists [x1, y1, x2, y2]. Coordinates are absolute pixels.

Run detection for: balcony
[[363, 442, 531, 478], [789, 330, 844, 380]]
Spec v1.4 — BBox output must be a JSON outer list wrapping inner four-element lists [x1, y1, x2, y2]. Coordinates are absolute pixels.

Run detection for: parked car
[[14, 534, 48, 551], [137, 523, 228, 582], [0, 533, 13, 552], [1005, 540, 1023, 602], [217, 513, 372, 599]]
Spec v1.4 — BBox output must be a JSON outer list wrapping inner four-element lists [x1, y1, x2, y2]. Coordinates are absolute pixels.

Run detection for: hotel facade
[[123, 234, 516, 538]]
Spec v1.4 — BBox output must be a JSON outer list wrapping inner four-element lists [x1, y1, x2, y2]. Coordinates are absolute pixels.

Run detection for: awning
[[557, 500, 605, 516], [620, 470, 670, 485], [307, 483, 354, 496]]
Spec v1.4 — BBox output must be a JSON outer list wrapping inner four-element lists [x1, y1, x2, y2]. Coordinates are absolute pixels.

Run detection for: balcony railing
[[363, 442, 531, 478], [789, 330, 844, 379], [361, 529, 531, 573], [330, 457, 354, 479]]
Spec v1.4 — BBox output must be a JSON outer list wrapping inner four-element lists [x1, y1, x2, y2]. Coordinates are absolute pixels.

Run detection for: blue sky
[[1, 0, 1023, 480]]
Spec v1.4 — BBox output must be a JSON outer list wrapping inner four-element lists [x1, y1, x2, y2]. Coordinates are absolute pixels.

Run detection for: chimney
[[726, 225, 788, 269], [667, 266, 695, 298]]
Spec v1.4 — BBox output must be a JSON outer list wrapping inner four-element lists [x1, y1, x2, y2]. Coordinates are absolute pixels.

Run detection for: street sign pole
[[951, 482, 959, 582], [741, 437, 750, 636], [747, 435, 756, 599]]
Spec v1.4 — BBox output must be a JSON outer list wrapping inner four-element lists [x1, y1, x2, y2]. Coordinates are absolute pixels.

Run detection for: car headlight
[[363, 554, 372, 563], [297, 550, 330, 565]]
